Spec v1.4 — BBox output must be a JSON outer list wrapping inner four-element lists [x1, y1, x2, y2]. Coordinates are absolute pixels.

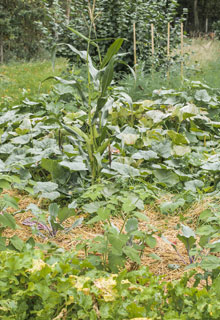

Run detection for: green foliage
[[0, 247, 219, 319], [76, 182, 156, 272], [1, 64, 220, 200], [0, 0, 48, 62], [61, 0, 183, 71], [0, 193, 18, 236], [213, 20, 220, 39]]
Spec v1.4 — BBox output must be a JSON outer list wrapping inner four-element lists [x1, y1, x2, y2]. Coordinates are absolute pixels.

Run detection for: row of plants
[[0, 44, 220, 199], [0, 243, 219, 319]]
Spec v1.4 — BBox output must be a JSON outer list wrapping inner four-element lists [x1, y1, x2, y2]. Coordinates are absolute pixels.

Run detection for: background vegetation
[[1, 0, 220, 64], [0, 1, 220, 319]]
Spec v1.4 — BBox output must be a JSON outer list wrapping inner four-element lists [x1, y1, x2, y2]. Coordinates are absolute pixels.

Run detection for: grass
[[184, 38, 220, 89], [0, 58, 68, 107], [120, 38, 220, 101]]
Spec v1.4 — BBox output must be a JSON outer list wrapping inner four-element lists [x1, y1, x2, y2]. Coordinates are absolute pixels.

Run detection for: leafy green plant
[[162, 214, 220, 280], [48, 32, 126, 183], [0, 194, 18, 235], [23, 203, 83, 237], [0, 247, 219, 320], [75, 183, 157, 272], [79, 219, 157, 272]]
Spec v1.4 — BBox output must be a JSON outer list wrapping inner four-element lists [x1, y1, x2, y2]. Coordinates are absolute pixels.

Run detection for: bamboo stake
[[167, 22, 170, 80], [133, 22, 137, 73], [151, 23, 154, 73], [181, 22, 184, 80], [151, 23, 154, 56]]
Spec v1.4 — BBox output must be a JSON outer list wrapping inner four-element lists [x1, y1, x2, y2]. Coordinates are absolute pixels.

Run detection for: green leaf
[[49, 203, 59, 219], [67, 27, 98, 48], [184, 180, 204, 192], [34, 182, 58, 194], [209, 241, 220, 253], [0, 237, 6, 250], [65, 217, 84, 233], [11, 134, 31, 145], [41, 191, 60, 201], [201, 162, 220, 171], [101, 38, 124, 68], [97, 207, 111, 221], [41, 159, 69, 184], [196, 225, 215, 236], [111, 162, 140, 177], [0, 179, 11, 190], [108, 253, 125, 272], [146, 110, 167, 123], [177, 234, 196, 252], [149, 253, 162, 260], [27, 203, 41, 216], [9, 235, 24, 252], [134, 212, 149, 222], [125, 218, 138, 233], [160, 198, 185, 215], [146, 235, 157, 248], [108, 235, 124, 255], [199, 209, 212, 221], [122, 199, 136, 213], [60, 160, 87, 171], [0, 213, 17, 230], [200, 256, 220, 270], [83, 201, 104, 214], [132, 150, 158, 160], [167, 130, 189, 145], [126, 302, 145, 318], [43, 76, 86, 102], [154, 169, 179, 186], [181, 224, 196, 238], [62, 124, 90, 144], [123, 246, 141, 264], [64, 44, 99, 81], [58, 207, 75, 223], [3, 194, 19, 209], [101, 58, 114, 95], [195, 89, 211, 103], [173, 145, 191, 156]]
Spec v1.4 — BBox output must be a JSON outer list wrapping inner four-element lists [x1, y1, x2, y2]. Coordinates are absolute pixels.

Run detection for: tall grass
[[120, 38, 220, 101], [0, 58, 67, 107], [184, 38, 220, 89]]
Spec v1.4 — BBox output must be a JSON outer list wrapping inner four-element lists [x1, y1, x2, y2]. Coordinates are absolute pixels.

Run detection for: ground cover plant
[[0, 35, 220, 319]]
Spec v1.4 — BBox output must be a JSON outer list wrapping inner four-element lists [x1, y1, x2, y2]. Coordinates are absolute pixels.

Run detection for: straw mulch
[[2, 189, 214, 282]]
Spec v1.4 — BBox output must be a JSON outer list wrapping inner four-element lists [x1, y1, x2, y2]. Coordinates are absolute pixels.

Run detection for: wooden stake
[[151, 24, 154, 73], [151, 24, 154, 56], [167, 22, 170, 80], [167, 22, 170, 58], [133, 22, 137, 72], [205, 17, 208, 34], [181, 22, 184, 79]]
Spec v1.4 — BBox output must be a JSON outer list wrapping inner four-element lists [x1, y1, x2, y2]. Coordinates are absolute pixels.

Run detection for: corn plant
[[49, 28, 125, 183]]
